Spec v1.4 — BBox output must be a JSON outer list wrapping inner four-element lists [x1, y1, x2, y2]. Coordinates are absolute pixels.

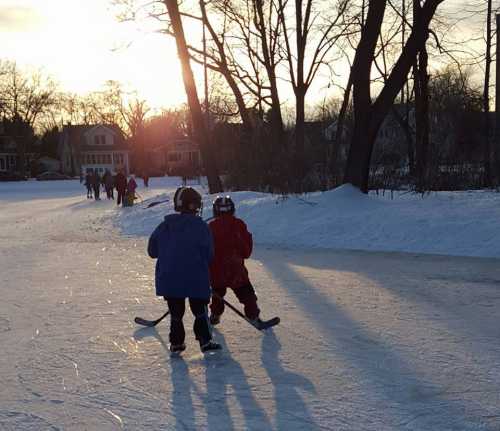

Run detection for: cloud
[[0, 5, 42, 31]]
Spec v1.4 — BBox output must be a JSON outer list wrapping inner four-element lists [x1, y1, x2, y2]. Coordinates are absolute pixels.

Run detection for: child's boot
[[200, 340, 222, 352], [209, 314, 221, 325]]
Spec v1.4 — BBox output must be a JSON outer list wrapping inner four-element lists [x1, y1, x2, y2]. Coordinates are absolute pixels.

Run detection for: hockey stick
[[213, 294, 279, 331], [215, 295, 250, 323], [134, 310, 170, 327]]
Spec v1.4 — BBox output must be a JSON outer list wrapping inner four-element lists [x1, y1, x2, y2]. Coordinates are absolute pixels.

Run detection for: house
[[36, 156, 61, 173], [0, 119, 36, 174], [58, 124, 130, 176], [0, 133, 18, 173], [165, 139, 201, 176]]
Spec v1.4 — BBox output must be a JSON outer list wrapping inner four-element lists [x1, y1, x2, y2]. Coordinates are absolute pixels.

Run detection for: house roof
[[60, 124, 129, 153]]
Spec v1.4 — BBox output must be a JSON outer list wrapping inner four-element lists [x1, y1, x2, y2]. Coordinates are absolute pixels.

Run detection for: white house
[[58, 124, 130, 176]]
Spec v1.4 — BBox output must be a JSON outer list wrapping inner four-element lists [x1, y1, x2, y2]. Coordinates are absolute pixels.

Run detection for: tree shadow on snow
[[259, 250, 499, 430], [258, 248, 500, 344], [260, 330, 321, 430], [133, 326, 197, 430], [203, 330, 273, 431]]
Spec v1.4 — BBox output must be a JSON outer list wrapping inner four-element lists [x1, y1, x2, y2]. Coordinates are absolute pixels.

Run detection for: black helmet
[[213, 195, 235, 217], [174, 187, 202, 214]]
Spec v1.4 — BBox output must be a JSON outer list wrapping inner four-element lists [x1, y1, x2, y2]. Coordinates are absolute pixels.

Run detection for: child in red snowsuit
[[208, 196, 261, 325]]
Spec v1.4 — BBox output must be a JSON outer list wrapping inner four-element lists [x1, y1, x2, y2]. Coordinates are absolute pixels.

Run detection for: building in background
[[0, 118, 36, 176], [165, 139, 201, 176], [58, 124, 130, 176]]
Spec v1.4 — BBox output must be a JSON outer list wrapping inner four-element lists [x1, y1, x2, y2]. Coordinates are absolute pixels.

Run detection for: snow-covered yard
[[1, 178, 500, 430], [116, 179, 500, 258]]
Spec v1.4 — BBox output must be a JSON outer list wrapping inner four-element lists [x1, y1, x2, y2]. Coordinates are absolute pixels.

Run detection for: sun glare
[[2, 0, 204, 109]]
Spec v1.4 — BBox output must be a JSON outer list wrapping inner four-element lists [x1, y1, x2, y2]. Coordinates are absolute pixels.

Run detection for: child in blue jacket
[[147, 187, 221, 353]]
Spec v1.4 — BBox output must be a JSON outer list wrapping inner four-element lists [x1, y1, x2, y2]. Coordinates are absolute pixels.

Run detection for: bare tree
[[343, 0, 444, 193], [163, 0, 223, 192], [0, 60, 59, 129], [277, 0, 351, 174], [0, 60, 59, 175], [483, 0, 493, 185]]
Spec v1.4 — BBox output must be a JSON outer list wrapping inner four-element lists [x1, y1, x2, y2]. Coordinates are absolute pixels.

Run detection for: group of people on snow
[[84, 170, 137, 205], [147, 187, 264, 353]]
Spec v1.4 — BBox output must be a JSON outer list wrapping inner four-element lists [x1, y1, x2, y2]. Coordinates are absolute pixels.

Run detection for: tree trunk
[[330, 74, 352, 183], [164, 0, 222, 193], [343, 0, 442, 192], [199, 1, 255, 132], [294, 85, 306, 187], [413, 0, 430, 190], [483, 0, 492, 186], [495, 13, 500, 184], [343, 1, 387, 191]]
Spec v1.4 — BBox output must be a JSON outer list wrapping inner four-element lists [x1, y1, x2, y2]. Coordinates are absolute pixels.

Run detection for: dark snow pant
[[93, 185, 100, 200], [210, 283, 260, 320], [106, 187, 114, 199], [86, 186, 92, 198], [165, 297, 211, 346], [117, 189, 126, 205]]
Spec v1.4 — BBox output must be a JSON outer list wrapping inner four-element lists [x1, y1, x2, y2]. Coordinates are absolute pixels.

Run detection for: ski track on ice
[[1, 179, 500, 430]]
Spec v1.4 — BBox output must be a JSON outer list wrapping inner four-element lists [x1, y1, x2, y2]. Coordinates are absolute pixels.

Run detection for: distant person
[[125, 175, 138, 206], [127, 175, 137, 197], [84, 172, 93, 199], [91, 171, 101, 200], [147, 187, 221, 354], [115, 171, 127, 206], [103, 170, 114, 200], [143, 173, 149, 187]]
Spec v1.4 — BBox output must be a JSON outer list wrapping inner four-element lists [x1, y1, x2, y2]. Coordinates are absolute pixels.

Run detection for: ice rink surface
[[1, 179, 499, 430]]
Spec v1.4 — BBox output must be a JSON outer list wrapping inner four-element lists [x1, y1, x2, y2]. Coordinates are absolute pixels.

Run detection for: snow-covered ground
[[1, 178, 500, 430], [115, 179, 500, 258]]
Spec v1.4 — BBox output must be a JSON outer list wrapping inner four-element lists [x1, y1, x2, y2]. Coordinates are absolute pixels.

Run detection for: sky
[[0, 0, 484, 112], [1, 0, 192, 108]]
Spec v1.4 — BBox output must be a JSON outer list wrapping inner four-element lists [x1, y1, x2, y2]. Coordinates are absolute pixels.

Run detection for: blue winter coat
[[148, 214, 214, 299]]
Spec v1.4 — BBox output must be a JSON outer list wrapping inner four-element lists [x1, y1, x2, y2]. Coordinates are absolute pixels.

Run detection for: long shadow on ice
[[133, 326, 272, 430], [203, 330, 273, 431], [260, 250, 499, 430], [260, 248, 500, 349], [133, 326, 197, 430], [260, 330, 320, 430]]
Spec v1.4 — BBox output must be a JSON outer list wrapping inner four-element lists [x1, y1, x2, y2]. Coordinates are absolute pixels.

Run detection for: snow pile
[[113, 180, 500, 258]]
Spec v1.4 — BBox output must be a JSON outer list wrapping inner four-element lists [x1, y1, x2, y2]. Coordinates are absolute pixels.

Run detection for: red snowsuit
[[208, 214, 259, 319]]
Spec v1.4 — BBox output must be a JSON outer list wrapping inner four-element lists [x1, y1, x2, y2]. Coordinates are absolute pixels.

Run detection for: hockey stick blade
[[255, 316, 280, 330], [134, 311, 169, 327]]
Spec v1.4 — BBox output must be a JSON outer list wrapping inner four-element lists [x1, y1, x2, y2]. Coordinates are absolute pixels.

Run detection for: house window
[[113, 153, 123, 165], [91, 154, 96, 164], [189, 152, 199, 164], [168, 152, 181, 162], [0, 158, 5, 171], [106, 154, 111, 164], [94, 135, 106, 145]]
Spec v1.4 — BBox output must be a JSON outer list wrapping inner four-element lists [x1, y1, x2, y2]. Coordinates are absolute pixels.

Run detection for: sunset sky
[[1, 0, 192, 108], [1, 0, 482, 111]]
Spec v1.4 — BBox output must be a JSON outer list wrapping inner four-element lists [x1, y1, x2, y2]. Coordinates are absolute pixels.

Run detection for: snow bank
[[113, 180, 500, 258]]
